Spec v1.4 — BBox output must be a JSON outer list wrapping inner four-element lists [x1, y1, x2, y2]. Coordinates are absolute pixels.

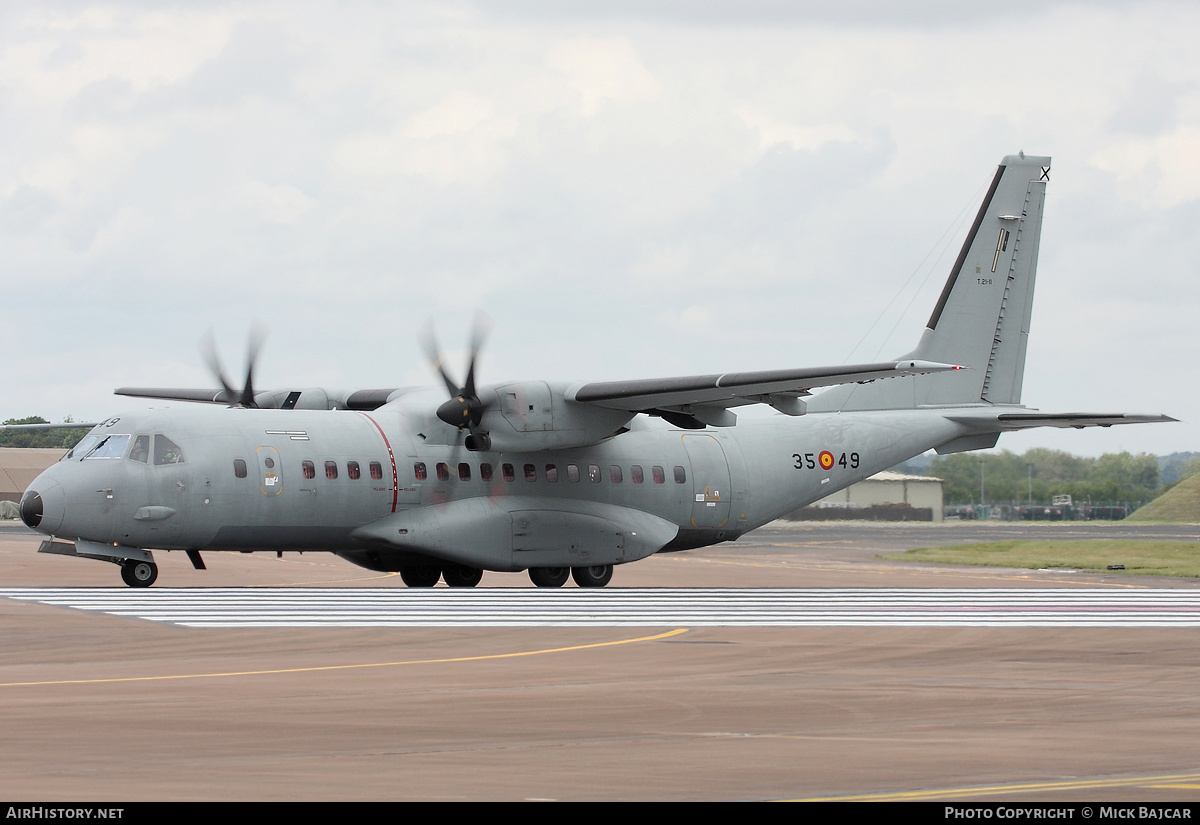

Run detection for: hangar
[[0, 448, 64, 505], [791, 470, 945, 522]]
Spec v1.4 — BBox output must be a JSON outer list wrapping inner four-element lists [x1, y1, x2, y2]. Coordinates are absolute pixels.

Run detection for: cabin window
[[524, 463, 537, 482], [153, 435, 185, 465], [567, 464, 580, 483], [130, 435, 150, 464], [371, 461, 383, 480], [436, 462, 450, 481], [674, 466, 686, 484], [652, 465, 665, 484], [610, 465, 623, 483], [631, 464, 644, 484], [480, 463, 493, 481], [414, 462, 427, 481], [545, 464, 558, 482], [302, 460, 315, 479], [347, 461, 361, 480], [588, 464, 601, 483], [502, 463, 515, 482], [234, 459, 247, 478], [459, 463, 471, 481], [325, 461, 338, 480]]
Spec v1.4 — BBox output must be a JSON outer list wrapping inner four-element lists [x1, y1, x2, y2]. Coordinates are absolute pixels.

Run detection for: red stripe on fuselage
[[359, 412, 399, 513]]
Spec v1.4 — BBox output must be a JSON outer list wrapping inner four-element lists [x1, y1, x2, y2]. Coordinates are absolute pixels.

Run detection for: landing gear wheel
[[442, 564, 483, 588], [120, 560, 158, 588], [571, 564, 612, 588], [529, 567, 569, 588], [400, 565, 441, 588]]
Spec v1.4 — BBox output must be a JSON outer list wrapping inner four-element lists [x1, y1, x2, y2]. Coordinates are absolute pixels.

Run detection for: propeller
[[201, 325, 268, 408], [420, 315, 494, 451]]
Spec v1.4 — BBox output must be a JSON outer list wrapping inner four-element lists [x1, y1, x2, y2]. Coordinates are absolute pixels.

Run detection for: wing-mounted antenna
[[200, 324, 268, 409], [420, 314, 496, 451]]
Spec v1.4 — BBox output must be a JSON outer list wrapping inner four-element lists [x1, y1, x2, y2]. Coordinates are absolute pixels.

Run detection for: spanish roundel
[[818, 450, 834, 470]]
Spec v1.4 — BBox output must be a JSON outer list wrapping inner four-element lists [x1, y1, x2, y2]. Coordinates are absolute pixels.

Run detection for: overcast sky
[[2, 1, 1196, 457]]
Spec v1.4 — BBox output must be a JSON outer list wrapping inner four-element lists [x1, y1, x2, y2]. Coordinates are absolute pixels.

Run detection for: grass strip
[[891, 540, 1200, 578]]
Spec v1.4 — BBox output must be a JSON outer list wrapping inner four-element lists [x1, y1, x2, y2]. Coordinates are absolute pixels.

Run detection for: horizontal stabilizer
[[946, 410, 1177, 431]]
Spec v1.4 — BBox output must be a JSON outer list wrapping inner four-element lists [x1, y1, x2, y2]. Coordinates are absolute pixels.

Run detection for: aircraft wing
[[572, 360, 961, 419], [113, 387, 405, 411], [115, 388, 235, 404]]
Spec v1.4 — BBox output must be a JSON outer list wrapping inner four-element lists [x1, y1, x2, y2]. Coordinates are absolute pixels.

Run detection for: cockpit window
[[129, 435, 150, 464], [153, 435, 185, 465], [65, 434, 102, 460], [82, 434, 131, 460]]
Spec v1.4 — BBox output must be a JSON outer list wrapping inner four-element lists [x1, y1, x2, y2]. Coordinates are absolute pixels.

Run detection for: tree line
[[926, 448, 1168, 507], [0, 417, 90, 449]]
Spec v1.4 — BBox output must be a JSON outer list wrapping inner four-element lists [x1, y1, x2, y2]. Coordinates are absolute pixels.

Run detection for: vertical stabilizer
[[811, 153, 1050, 412]]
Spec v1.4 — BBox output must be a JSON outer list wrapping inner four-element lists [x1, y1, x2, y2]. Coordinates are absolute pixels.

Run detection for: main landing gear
[[528, 565, 613, 588], [120, 559, 158, 588], [442, 564, 484, 588], [398, 564, 485, 588]]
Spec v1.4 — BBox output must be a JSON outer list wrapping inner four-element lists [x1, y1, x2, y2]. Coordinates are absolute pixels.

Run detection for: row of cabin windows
[[232, 459, 687, 486], [232, 459, 385, 481], [414, 462, 686, 485]]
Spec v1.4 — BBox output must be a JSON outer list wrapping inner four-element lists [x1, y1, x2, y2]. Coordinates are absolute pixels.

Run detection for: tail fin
[[812, 153, 1050, 412]]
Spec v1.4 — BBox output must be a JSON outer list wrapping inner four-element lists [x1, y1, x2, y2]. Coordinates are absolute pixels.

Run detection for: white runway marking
[[4, 587, 1200, 628]]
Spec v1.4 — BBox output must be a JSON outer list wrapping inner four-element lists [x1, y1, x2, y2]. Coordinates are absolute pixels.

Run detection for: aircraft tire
[[571, 564, 612, 588], [121, 560, 158, 588], [399, 565, 441, 588], [528, 567, 569, 588], [442, 564, 483, 588]]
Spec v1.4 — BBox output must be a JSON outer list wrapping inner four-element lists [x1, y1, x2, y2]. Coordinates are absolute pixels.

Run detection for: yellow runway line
[[0, 627, 688, 688]]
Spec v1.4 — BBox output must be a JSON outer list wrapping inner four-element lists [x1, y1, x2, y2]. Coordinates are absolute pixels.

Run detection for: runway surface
[[4, 520, 1200, 801], [9, 586, 1200, 627]]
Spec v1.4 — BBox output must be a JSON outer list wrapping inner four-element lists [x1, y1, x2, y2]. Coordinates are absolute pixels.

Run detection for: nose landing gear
[[120, 560, 158, 588]]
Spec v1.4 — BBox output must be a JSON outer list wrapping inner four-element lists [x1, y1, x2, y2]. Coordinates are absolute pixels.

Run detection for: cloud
[[547, 37, 661, 116]]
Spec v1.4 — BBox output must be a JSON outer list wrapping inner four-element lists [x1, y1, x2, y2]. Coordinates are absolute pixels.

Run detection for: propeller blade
[[240, 324, 268, 408], [463, 313, 492, 398], [200, 330, 239, 404], [201, 326, 268, 409], [419, 322, 461, 398]]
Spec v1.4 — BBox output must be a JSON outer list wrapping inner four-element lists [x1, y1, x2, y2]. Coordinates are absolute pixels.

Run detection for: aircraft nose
[[19, 489, 42, 528], [20, 481, 64, 534]]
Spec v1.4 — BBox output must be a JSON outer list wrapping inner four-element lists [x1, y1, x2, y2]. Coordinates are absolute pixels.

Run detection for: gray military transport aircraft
[[15, 153, 1173, 588]]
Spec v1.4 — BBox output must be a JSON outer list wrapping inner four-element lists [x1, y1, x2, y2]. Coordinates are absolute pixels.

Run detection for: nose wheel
[[120, 560, 158, 588]]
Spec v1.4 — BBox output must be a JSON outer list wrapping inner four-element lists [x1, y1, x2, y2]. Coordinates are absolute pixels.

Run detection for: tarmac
[[2, 519, 1200, 801]]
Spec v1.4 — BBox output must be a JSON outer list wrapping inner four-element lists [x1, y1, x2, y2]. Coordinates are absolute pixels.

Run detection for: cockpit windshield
[[64, 434, 101, 460], [81, 434, 131, 460]]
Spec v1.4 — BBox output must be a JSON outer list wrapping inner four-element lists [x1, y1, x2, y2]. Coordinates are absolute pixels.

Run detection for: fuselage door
[[256, 446, 284, 496], [682, 434, 732, 529]]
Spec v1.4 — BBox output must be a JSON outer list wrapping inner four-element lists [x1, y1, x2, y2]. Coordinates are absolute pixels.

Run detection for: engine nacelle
[[474, 381, 634, 452]]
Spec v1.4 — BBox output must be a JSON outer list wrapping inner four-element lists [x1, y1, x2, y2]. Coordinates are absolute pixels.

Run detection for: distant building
[[0, 448, 65, 504], [787, 470, 944, 522]]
